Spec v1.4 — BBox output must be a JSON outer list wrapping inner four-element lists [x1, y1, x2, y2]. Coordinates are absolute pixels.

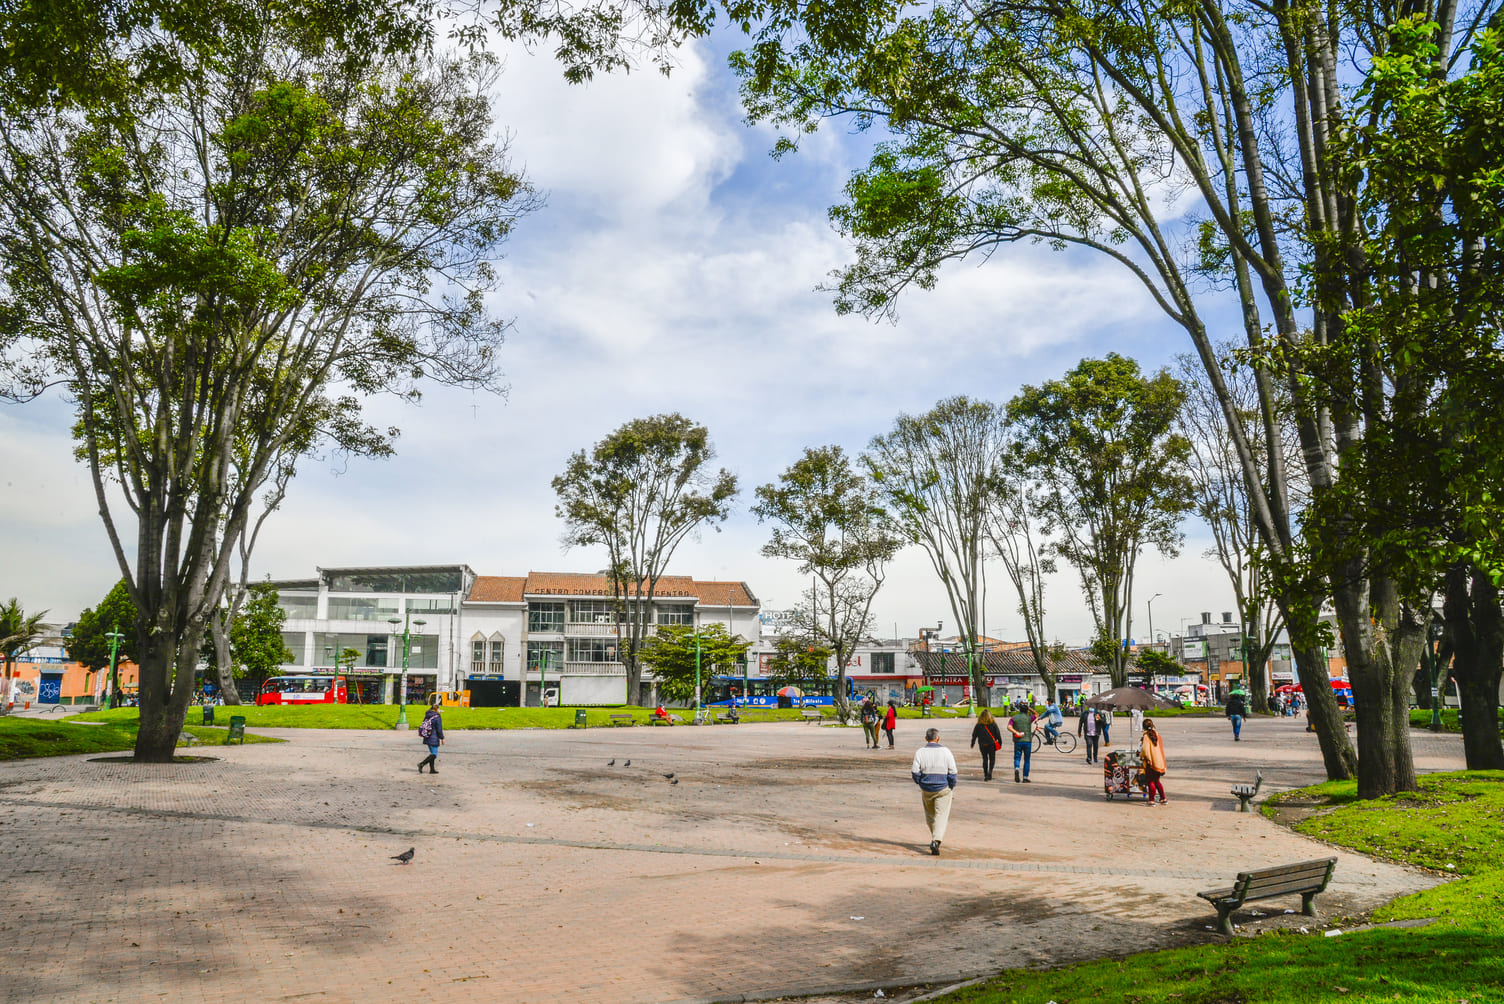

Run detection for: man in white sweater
[[911, 727, 959, 856]]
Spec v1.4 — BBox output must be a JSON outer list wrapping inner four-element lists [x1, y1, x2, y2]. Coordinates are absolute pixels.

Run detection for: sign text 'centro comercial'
[[530, 588, 695, 597]]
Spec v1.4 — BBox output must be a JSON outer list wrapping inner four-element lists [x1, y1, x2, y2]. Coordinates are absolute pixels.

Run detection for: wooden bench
[[225, 716, 247, 745], [1231, 770, 1264, 812], [609, 713, 635, 727], [800, 708, 822, 723], [714, 712, 739, 724], [649, 713, 683, 726], [1197, 857, 1337, 936]]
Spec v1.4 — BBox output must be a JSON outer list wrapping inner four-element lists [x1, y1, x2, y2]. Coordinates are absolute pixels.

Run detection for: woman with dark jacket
[[970, 709, 1004, 780], [418, 703, 445, 773]]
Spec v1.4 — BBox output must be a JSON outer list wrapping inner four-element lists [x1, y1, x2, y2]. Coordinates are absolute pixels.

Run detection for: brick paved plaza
[[0, 715, 1462, 1003]]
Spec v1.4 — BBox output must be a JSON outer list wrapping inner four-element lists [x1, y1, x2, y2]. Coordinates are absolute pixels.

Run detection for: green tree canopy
[[763, 634, 835, 689], [68, 580, 139, 671], [638, 623, 751, 706], [753, 445, 899, 714], [1008, 355, 1193, 687], [0, 7, 535, 760], [230, 582, 293, 690], [552, 413, 738, 704]]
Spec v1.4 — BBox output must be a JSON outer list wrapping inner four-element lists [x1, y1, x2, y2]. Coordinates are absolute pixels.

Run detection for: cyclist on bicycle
[[1042, 699, 1063, 744]]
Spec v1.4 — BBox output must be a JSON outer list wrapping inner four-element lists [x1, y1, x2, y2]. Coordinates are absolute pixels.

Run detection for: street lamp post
[[388, 613, 426, 729], [104, 626, 125, 709], [1426, 617, 1446, 731], [1147, 594, 1162, 651]]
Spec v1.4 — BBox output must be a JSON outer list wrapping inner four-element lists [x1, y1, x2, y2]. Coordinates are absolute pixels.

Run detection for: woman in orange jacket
[[1139, 718, 1168, 805]]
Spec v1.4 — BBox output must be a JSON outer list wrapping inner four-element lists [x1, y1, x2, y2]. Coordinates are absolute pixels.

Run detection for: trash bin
[[921, 704, 931, 718], [573, 708, 588, 729], [202, 706, 215, 726], [777, 695, 793, 709]]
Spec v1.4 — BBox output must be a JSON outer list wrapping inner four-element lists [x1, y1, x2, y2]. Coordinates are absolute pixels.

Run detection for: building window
[[278, 595, 318, 621], [527, 641, 564, 671], [327, 597, 400, 621], [656, 604, 694, 626], [528, 602, 565, 632], [365, 635, 389, 668], [871, 652, 895, 674], [569, 600, 620, 624], [489, 639, 504, 673], [280, 632, 306, 666], [567, 637, 618, 663], [407, 597, 455, 615], [471, 639, 486, 675]]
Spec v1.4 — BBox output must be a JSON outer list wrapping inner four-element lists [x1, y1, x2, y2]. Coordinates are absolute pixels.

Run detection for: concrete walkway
[[0, 714, 1461, 1003]]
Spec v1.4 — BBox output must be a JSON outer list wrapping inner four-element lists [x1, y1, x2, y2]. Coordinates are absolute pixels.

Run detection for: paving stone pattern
[[0, 716, 1461, 1003]]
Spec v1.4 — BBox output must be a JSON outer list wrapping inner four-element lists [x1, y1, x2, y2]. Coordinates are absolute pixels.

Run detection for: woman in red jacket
[[882, 699, 898, 749]]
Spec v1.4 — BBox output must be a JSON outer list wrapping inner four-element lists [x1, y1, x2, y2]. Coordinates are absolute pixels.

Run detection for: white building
[[269, 565, 759, 706]]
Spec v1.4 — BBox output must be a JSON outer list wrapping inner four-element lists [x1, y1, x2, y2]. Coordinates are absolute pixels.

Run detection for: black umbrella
[[1087, 687, 1182, 712]]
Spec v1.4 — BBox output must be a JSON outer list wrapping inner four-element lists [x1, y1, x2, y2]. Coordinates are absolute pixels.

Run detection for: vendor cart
[[1103, 749, 1150, 800]]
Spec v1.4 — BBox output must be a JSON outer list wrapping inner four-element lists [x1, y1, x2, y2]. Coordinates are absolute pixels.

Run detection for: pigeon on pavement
[[607, 759, 615, 766], [670, 778, 679, 785], [391, 848, 415, 865], [661, 773, 675, 779], [623, 759, 631, 766]]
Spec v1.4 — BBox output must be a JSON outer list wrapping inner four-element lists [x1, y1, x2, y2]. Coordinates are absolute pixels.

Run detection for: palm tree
[[1, 598, 49, 712]]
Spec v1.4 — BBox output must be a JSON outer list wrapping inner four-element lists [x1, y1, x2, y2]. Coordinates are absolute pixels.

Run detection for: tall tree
[[1333, 17, 1504, 770], [753, 445, 901, 717], [984, 437, 1058, 701], [1008, 355, 1193, 688], [0, 10, 536, 760], [0, 598, 48, 711], [67, 580, 140, 672], [638, 623, 751, 706], [228, 582, 294, 695], [733, 0, 1494, 789], [552, 414, 738, 705], [864, 396, 1004, 706], [764, 633, 835, 689], [1175, 348, 1297, 711]]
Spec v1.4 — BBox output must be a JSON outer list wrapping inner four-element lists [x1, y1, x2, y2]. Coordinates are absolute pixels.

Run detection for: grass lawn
[[927, 771, 1504, 1003], [69, 704, 848, 729], [1407, 707, 1503, 733], [0, 715, 279, 760]]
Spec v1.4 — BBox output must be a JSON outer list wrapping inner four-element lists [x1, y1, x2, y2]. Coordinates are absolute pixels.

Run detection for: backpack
[[418, 715, 435, 740]]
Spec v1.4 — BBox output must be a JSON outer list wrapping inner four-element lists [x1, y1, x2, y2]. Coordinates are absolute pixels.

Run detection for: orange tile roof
[[469, 571, 758, 607], [467, 576, 527, 603]]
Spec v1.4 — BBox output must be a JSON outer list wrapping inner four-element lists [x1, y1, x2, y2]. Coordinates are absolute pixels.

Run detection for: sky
[[0, 27, 1250, 647]]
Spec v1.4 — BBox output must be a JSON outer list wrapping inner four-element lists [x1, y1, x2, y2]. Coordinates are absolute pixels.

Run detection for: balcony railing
[[563, 622, 623, 637]]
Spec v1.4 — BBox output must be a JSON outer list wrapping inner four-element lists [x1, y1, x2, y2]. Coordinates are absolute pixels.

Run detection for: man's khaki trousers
[[922, 787, 953, 842]]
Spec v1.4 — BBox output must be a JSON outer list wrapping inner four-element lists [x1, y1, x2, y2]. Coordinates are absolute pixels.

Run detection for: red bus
[[257, 675, 349, 706]]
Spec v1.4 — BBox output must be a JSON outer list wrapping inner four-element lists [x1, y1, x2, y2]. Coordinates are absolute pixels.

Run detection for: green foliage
[[0, 3, 536, 756], [229, 582, 293, 687], [638, 623, 751, 705], [552, 413, 738, 699], [67, 580, 138, 671], [1008, 355, 1192, 686], [763, 635, 835, 687], [753, 445, 898, 708], [0, 597, 49, 667], [1134, 648, 1186, 677]]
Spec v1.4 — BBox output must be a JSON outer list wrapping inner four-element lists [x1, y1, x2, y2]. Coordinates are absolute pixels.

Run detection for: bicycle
[[1031, 722, 1077, 754]]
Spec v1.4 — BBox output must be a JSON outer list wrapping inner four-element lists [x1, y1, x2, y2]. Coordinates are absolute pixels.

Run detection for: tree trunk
[[209, 615, 242, 705], [1411, 665, 1433, 710], [133, 632, 190, 762], [1293, 641, 1356, 780], [1333, 576, 1417, 798], [1248, 652, 1269, 713], [1444, 563, 1504, 770]]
